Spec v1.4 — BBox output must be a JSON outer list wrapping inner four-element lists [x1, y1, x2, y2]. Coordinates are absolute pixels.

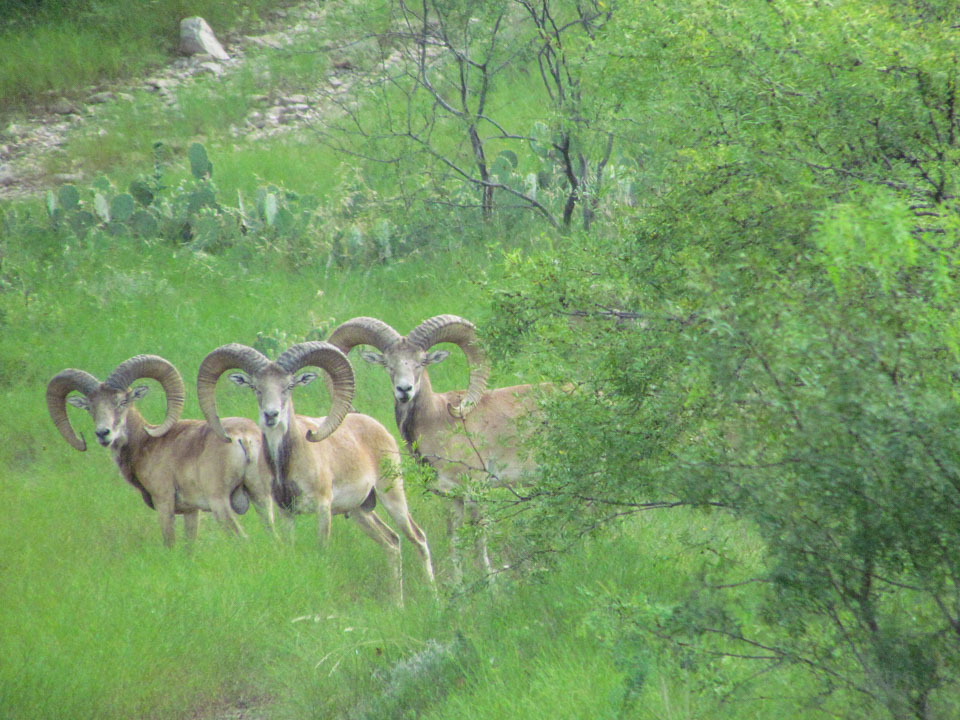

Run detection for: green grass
[[0, 233, 838, 719], [28, 39, 342, 196], [0, 0, 294, 110]]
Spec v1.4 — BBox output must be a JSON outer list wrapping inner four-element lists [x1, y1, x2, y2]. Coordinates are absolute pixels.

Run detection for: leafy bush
[[351, 635, 478, 720], [486, 2, 960, 718]]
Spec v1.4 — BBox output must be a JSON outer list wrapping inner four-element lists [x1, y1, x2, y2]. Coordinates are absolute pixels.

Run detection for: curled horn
[[46, 369, 101, 451], [197, 344, 270, 442], [409, 315, 490, 416], [105, 355, 185, 438], [327, 316, 403, 355], [277, 342, 355, 443]]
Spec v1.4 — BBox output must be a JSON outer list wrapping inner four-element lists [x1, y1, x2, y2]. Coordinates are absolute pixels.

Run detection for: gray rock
[[196, 62, 224, 77], [145, 77, 178, 91], [50, 98, 78, 115], [88, 91, 116, 104], [179, 17, 230, 61]]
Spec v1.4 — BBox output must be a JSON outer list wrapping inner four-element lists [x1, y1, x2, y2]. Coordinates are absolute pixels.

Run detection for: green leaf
[[190, 215, 220, 249], [274, 207, 294, 233], [58, 184, 80, 211], [491, 154, 514, 183], [129, 180, 154, 207], [104, 220, 128, 237], [110, 193, 135, 222], [93, 193, 110, 222], [66, 210, 96, 237], [188, 142, 212, 179], [529, 122, 550, 158], [498, 150, 518, 169], [263, 193, 278, 226], [130, 210, 158, 238], [187, 187, 217, 213]]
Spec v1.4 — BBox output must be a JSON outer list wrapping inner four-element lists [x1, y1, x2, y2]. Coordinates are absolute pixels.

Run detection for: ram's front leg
[[316, 495, 333, 546], [153, 493, 177, 547]]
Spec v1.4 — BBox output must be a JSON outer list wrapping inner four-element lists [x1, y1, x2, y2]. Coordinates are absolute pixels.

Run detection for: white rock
[[198, 62, 224, 76], [179, 17, 230, 61]]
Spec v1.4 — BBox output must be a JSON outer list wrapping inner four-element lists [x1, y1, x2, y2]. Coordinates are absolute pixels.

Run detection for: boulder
[[50, 98, 79, 115], [179, 17, 229, 61], [88, 91, 116, 104]]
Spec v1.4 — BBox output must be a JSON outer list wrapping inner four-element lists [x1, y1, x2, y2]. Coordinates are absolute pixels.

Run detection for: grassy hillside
[[0, 237, 781, 719], [3, 1, 959, 719], [0, 0, 295, 109]]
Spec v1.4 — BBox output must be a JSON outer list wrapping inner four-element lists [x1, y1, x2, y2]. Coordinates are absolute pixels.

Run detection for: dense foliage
[[484, 1, 960, 718]]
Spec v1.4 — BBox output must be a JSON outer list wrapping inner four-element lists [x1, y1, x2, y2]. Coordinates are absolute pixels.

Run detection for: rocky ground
[[0, 2, 357, 202]]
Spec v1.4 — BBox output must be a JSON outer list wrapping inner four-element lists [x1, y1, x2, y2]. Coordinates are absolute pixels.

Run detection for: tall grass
[[0, 232, 838, 719], [0, 239, 474, 717], [0, 0, 295, 110]]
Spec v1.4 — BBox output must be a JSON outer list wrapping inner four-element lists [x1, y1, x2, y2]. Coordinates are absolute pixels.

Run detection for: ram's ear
[[125, 385, 150, 404], [294, 372, 318, 387], [359, 350, 387, 367], [228, 372, 254, 388], [66, 395, 90, 410], [424, 350, 450, 366]]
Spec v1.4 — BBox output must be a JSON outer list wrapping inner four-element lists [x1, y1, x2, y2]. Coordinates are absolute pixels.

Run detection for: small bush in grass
[[351, 634, 478, 720]]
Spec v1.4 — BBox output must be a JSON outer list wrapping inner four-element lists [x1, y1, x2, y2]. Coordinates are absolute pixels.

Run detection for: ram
[[197, 341, 434, 603], [328, 315, 544, 580], [46, 354, 275, 546]]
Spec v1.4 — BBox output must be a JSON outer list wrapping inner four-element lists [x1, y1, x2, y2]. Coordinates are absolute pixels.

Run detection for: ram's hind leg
[[378, 490, 435, 588], [446, 496, 492, 586], [183, 510, 200, 541], [466, 498, 493, 578], [210, 496, 247, 539], [349, 510, 404, 606], [250, 496, 277, 538]]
